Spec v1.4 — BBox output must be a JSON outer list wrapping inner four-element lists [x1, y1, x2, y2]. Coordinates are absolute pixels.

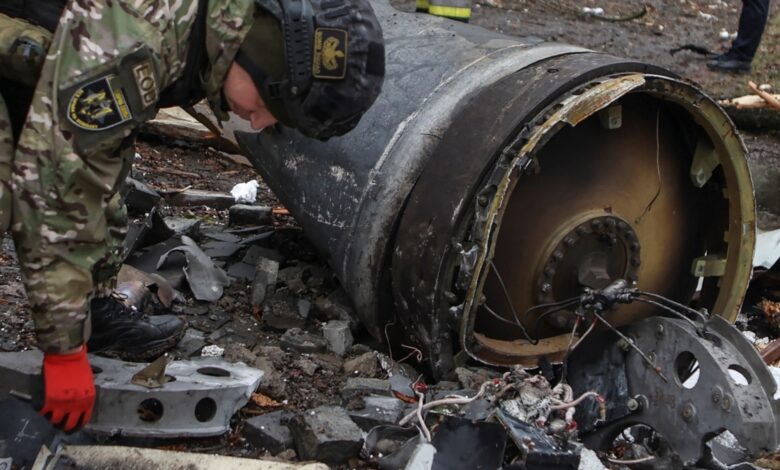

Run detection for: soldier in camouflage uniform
[[0, 0, 384, 432]]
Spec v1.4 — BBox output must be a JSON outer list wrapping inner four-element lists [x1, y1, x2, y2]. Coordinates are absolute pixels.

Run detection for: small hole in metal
[[728, 364, 751, 386], [195, 397, 218, 422], [138, 398, 164, 422], [197, 367, 231, 377]]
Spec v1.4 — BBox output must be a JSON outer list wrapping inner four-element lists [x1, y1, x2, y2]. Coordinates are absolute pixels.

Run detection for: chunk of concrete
[[229, 205, 273, 226], [314, 289, 359, 330], [251, 257, 279, 307], [280, 328, 327, 354], [164, 217, 202, 239], [343, 351, 378, 377], [166, 189, 236, 210], [341, 378, 391, 403], [289, 406, 363, 465], [348, 395, 406, 431], [243, 410, 295, 455], [322, 320, 353, 356], [262, 296, 311, 330]]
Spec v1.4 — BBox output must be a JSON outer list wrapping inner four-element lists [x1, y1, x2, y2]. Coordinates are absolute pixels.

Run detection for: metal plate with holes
[[0, 351, 263, 438]]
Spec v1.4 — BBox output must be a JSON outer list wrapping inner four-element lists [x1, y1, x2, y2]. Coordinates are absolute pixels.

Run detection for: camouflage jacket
[[8, 0, 254, 353]]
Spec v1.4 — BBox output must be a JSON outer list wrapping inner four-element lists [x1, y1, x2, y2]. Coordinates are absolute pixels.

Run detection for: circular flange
[[536, 213, 640, 304]]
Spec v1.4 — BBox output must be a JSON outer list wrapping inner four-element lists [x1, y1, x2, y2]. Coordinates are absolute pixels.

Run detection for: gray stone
[[255, 346, 287, 368], [251, 257, 279, 307], [348, 395, 406, 431], [172, 328, 206, 357], [294, 358, 319, 376], [255, 357, 287, 399], [311, 353, 343, 373], [289, 406, 363, 465], [341, 378, 391, 402], [243, 245, 286, 265], [164, 217, 202, 239], [243, 410, 294, 454], [280, 328, 327, 354], [343, 351, 378, 377], [314, 289, 359, 330], [278, 266, 307, 295], [261, 295, 311, 330], [223, 344, 258, 366], [167, 189, 235, 210], [322, 320, 353, 356], [229, 204, 273, 226], [455, 366, 501, 390]]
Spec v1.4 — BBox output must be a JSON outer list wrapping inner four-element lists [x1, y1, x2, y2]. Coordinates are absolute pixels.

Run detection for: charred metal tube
[[230, 0, 755, 378]]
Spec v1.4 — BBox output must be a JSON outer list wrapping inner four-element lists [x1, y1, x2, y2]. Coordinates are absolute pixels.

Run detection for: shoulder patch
[[132, 59, 158, 109], [312, 28, 348, 80], [67, 75, 132, 131]]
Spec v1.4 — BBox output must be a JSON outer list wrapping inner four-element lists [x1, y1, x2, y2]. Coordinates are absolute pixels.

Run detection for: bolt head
[[655, 323, 664, 336], [711, 386, 722, 404], [626, 398, 639, 411], [682, 403, 696, 421], [540, 283, 552, 293]]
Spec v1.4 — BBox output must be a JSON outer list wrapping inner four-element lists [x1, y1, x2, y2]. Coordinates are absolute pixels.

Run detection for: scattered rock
[[172, 328, 206, 357], [262, 296, 311, 330], [294, 357, 319, 376], [251, 257, 279, 307], [255, 357, 287, 398], [229, 204, 273, 226], [343, 351, 378, 377], [280, 328, 327, 354], [278, 266, 308, 295], [341, 378, 391, 402], [255, 345, 287, 368], [289, 406, 363, 465], [166, 189, 236, 210], [455, 366, 501, 390], [322, 320, 354, 356], [348, 395, 406, 431], [314, 289, 359, 330], [275, 449, 297, 461], [243, 410, 294, 455], [311, 353, 343, 373], [163, 217, 202, 239], [223, 343, 258, 366]]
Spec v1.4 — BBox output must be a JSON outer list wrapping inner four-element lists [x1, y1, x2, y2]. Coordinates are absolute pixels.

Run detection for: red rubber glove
[[40, 345, 96, 432]]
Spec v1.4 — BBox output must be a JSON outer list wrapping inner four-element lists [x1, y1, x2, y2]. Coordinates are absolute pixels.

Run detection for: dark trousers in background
[[729, 0, 771, 61]]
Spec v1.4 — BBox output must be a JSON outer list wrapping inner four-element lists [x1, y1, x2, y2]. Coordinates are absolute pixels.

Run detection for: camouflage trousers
[[0, 91, 130, 352]]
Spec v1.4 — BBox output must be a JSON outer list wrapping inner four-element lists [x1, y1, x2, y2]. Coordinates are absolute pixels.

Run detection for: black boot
[[88, 296, 187, 361]]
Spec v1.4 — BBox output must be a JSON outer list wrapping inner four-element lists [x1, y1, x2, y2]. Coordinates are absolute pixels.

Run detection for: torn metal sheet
[[158, 236, 230, 302], [0, 351, 263, 438], [126, 237, 187, 289], [117, 264, 175, 308], [430, 416, 506, 470], [496, 409, 579, 469], [38, 445, 328, 470]]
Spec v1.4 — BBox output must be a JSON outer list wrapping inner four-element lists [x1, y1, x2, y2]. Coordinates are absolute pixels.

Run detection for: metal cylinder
[[230, 0, 755, 378]]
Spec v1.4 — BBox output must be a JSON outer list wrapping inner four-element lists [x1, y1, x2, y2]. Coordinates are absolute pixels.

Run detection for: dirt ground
[[0, 0, 779, 467]]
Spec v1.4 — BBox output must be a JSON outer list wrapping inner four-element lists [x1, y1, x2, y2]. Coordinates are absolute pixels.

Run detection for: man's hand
[[40, 345, 96, 432]]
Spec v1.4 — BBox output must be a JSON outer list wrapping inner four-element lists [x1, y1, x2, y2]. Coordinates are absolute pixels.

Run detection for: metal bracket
[[692, 254, 727, 277], [690, 137, 720, 188]]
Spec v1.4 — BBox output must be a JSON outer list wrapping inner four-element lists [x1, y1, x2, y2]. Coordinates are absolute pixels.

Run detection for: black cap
[[235, 0, 385, 140]]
